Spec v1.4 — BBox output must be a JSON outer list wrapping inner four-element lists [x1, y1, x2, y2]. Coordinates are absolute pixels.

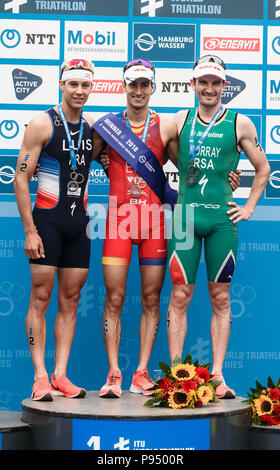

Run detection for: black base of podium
[[21, 391, 250, 450], [0, 412, 31, 450]]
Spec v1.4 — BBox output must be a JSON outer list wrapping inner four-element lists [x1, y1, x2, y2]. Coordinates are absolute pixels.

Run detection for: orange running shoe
[[129, 369, 154, 396], [213, 373, 236, 399], [31, 376, 53, 401], [99, 370, 122, 398], [50, 373, 86, 398]]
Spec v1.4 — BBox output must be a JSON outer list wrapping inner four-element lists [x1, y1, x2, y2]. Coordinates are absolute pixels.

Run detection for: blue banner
[[72, 418, 210, 450]]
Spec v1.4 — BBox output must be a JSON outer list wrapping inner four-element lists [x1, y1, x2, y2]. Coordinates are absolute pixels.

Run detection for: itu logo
[[4, 0, 27, 13], [272, 36, 280, 54], [0, 120, 19, 139], [270, 125, 280, 144], [0, 29, 21, 48], [140, 0, 164, 17]]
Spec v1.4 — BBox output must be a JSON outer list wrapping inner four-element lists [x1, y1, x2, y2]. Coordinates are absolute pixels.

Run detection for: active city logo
[[222, 75, 246, 104], [12, 69, 42, 100], [203, 37, 260, 51]]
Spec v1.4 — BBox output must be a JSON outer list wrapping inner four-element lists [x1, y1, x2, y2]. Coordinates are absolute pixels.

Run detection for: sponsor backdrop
[[0, 0, 279, 446]]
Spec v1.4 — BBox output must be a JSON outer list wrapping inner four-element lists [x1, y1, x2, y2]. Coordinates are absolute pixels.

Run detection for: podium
[[21, 391, 250, 450]]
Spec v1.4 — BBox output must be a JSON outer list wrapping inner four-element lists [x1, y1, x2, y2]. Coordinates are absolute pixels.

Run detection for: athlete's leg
[[53, 267, 88, 379], [102, 264, 129, 371], [204, 223, 238, 375], [208, 281, 231, 375], [137, 264, 166, 370], [167, 219, 202, 363], [167, 283, 195, 363], [25, 264, 56, 381]]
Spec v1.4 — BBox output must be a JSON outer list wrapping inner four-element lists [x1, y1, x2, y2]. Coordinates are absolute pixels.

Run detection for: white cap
[[61, 68, 94, 83], [123, 65, 154, 84], [193, 61, 226, 81]]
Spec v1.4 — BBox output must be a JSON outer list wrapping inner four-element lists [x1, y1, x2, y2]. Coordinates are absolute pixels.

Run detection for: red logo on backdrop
[[91, 80, 124, 94], [203, 37, 260, 51]]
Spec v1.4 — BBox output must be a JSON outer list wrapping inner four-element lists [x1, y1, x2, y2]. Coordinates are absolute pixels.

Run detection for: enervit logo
[[134, 32, 157, 51], [203, 37, 260, 51], [92, 80, 124, 94], [68, 30, 116, 46], [0, 29, 20, 48], [0, 120, 19, 139], [4, 0, 27, 13], [140, 0, 164, 17], [272, 36, 280, 54]]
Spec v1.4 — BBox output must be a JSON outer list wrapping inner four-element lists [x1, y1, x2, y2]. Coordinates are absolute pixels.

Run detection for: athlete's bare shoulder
[[25, 111, 52, 145], [158, 114, 178, 146], [172, 109, 190, 134], [83, 112, 95, 127]]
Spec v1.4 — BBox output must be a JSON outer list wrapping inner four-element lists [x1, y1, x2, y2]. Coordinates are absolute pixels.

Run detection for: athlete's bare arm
[[227, 114, 270, 223], [14, 113, 52, 258]]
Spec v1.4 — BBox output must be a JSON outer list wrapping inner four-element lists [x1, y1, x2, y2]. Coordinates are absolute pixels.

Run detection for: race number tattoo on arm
[[254, 137, 263, 152], [20, 154, 31, 172]]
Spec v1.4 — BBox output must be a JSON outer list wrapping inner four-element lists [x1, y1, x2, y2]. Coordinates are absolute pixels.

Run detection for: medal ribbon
[[189, 106, 223, 163], [124, 111, 151, 144], [58, 103, 84, 170]]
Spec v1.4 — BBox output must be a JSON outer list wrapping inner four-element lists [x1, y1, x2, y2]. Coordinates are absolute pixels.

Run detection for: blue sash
[[93, 112, 178, 210]]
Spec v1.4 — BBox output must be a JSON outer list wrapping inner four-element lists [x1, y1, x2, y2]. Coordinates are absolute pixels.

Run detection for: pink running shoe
[[214, 373, 236, 399], [99, 370, 122, 398], [50, 373, 86, 398], [31, 376, 53, 401], [129, 369, 155, 396]]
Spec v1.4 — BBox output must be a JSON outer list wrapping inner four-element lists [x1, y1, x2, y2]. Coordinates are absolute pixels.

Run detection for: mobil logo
[[68, 29, 116, 46]]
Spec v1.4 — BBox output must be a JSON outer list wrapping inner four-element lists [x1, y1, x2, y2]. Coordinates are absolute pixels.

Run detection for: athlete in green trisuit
[[167, 55, 270, 398]]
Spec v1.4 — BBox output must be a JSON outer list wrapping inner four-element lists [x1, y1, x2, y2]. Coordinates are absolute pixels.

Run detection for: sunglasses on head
[[61, 59, 94, 73], [193, 55, 226, 70], [123, 58, 154, 72]]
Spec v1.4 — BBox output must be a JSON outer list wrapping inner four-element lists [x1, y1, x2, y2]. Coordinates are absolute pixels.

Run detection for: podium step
[[0, 411, 31, 450]]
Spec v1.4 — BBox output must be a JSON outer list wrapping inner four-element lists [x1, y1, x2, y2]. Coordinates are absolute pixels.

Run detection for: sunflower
[[171, 363, 196, 381], [254, 395, 273, 416], [196, 385, 214, 405], [168, 389, 195, 409]]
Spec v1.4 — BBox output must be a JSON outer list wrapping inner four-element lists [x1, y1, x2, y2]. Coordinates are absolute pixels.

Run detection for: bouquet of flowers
[[144, 354, 221, 409], [244, 377, 280, 426]]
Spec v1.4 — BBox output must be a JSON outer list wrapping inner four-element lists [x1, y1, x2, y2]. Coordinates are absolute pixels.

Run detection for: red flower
[[181, 380, 196, 393], [159, 377, 171, 392], [272, 416, 280, 425], [261, 415, 275, 425], [274, 405, 280, 417], [270, 388, 280, 401], [195, 400, 203, 408], [195, 367, 210, 382]]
